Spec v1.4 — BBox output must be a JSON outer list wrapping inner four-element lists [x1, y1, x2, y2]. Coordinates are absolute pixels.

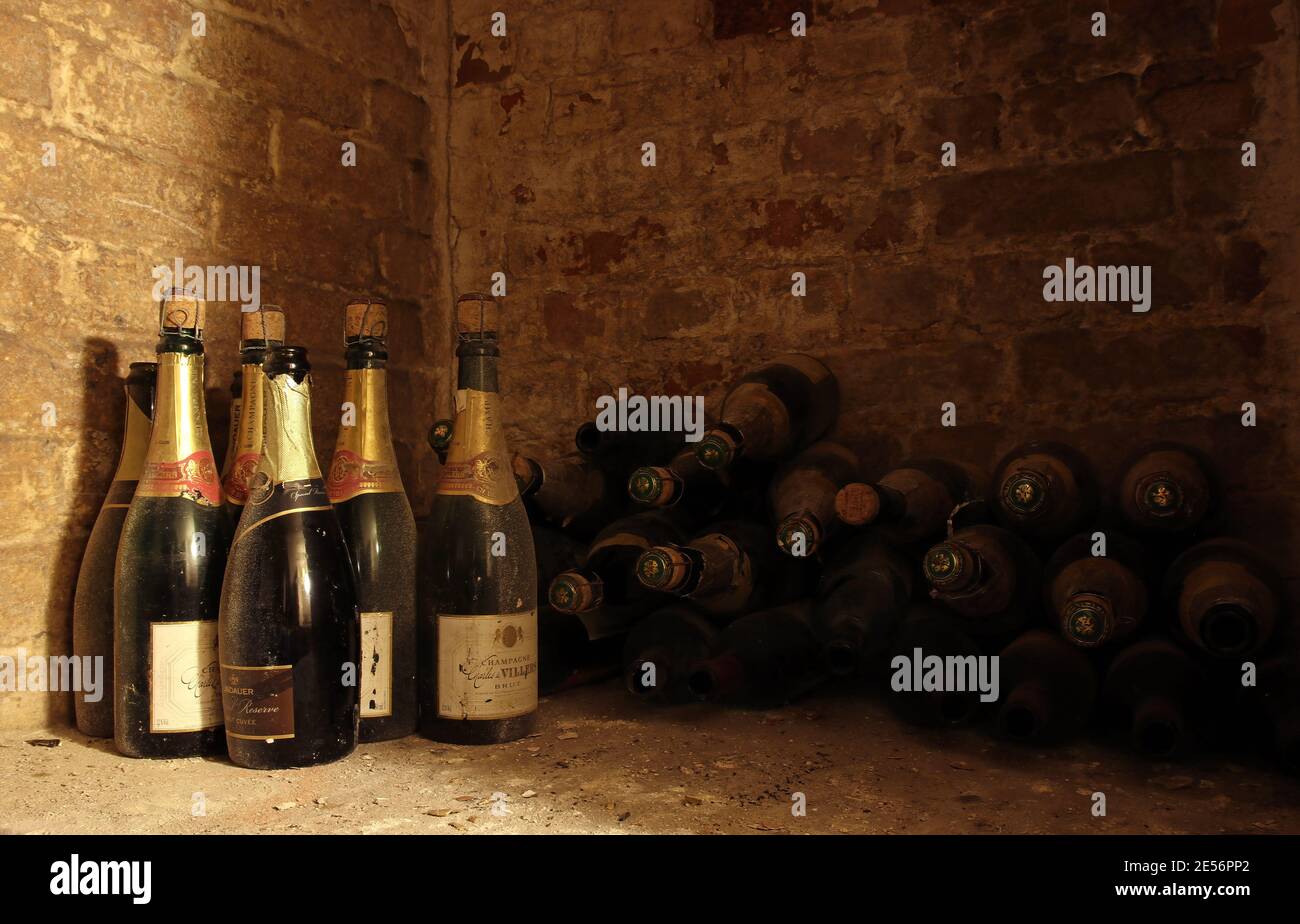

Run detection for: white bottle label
[[360, 611, 393, 718], [149, 619, 222, 733], [437, 611, 538, 720]]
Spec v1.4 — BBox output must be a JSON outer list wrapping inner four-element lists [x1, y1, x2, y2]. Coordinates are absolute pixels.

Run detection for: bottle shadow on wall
[[48, 338, 124, 743]]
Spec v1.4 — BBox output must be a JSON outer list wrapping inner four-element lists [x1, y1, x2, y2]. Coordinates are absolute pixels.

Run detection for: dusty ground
[[2, 680, 1297, 835]]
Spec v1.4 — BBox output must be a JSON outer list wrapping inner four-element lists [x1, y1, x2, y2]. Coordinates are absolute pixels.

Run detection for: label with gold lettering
[[220, 664, 295, 740], [138, 450, 221, 506], [149, 620, 222, 733], [436, 390, 517, 506], [437, 611, 538, 720], [327, 449, 403, 503]]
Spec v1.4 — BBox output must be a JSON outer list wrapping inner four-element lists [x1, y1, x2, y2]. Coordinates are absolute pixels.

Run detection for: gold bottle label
[[221, 364, 269, 506], [436, 389, 518, 506], [221, 664, 295, 740], [437, 611, 538, 720], [219, 396, 243, 482], [137, 353, 221, 506], [327, 369, 404, 503], [149, 619, 222, 733]]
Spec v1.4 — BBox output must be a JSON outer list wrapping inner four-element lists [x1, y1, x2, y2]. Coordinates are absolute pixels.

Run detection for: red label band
[[326, 448, 403, 502], [221, 453, 261, 504], [138, 450, 221, 506]]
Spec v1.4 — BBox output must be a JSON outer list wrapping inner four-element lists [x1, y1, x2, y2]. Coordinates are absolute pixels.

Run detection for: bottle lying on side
[[695, 354, 839, 472], [1043, 531, 1148, 649], [921, 524, 1041, 639], [991, 440, 1097, 546], [835, 458, 986, 547], [995, 629, 1097, 745], [885, 603, 986, 728], [1115, 441, 1218, 540], [769, 441, 859, 558], [1101, 637, 1207, 760], [1163, 537, 1282, 659], [538, 605, 643, 695], [622, 602, 720, 705], [548, 510, 687, 615], [513, 450, 624, 537], [633, 520, 813, 619], [812, 534, 912, 677], [684, 601, 823, 708]]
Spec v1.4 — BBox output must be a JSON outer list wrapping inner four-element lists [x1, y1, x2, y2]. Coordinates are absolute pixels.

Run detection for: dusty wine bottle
[[922, 524, 1040, 637], [326, 299, 417, 742], [548, 510, 686, 614], [628, 446, 730, 522], [685, 601, 822, 707], [1044, 532, 1148, 649], [991, 441, 1096, 544], [770, 441, 859, 558], [1163, 538, 1282, 658], [836, 458, 986, 545], [996, 629, 1097, 744], [220, 305, 285, 531], [219, 345, 360, 768], [622, 602, 719, 704], [1116, 442, 1217, 537], [634, 520, 809, 618], [695, 354, 838, 471], [886, 603, 985, 728], [514, 450, 622, 536], [418, 294, 538, 744], [538, 605, 640, 694], [72, 362, 156, 738], [813, 534, 913, 676], [1101, 637, 1206, 759], [114, 291, 226, 758]]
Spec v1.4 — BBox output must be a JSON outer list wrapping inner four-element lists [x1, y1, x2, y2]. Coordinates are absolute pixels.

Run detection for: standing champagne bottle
[[996, 629, 1097, 744], [922, 525, 1040, 637], [72, 362, 156, 737], [836, 458, 985, 546], [1044, 532, 1148, 649], [814, 535, 913, 676], [1101, 637, 1207, 759], [685, 601, 822, 707], [418, 295, 538, 744], [769, 441, 859, 558], [219, 345, 359, 768], [991, 441, 1096, 544], [326, 300, 417, 742], [1163, 538, 1282, 658], [114, 291, 226, 758], [695, 354, 838, 471], [220, 306, 285, 531]]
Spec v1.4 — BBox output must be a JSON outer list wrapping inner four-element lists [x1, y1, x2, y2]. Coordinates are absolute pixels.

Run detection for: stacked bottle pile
[[504, 357, 1297, 775]]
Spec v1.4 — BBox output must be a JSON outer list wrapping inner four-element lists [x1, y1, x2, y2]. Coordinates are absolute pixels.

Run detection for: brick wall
[[0, 0, 449, 729], [447, 1, 1299, 580]]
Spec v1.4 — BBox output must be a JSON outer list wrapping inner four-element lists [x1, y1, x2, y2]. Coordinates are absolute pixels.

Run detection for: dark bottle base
[[420, 711, 537, 744], [75, 711, 114, 740], [227, 734, 357, 770], [114, 728, 225, 760], [359, 713, 418, 743]]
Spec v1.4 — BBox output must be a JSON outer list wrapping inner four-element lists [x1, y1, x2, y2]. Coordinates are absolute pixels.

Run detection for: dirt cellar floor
[[3, 680, 1298, 835]]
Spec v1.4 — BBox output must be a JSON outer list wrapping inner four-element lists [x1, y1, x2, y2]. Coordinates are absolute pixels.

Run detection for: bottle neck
[[457, 343, 499, 393], [114, 378, 154, 483], [328, 364, 403, 501], [261, 371, 322, 485], [137, 348, 220, 505]]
